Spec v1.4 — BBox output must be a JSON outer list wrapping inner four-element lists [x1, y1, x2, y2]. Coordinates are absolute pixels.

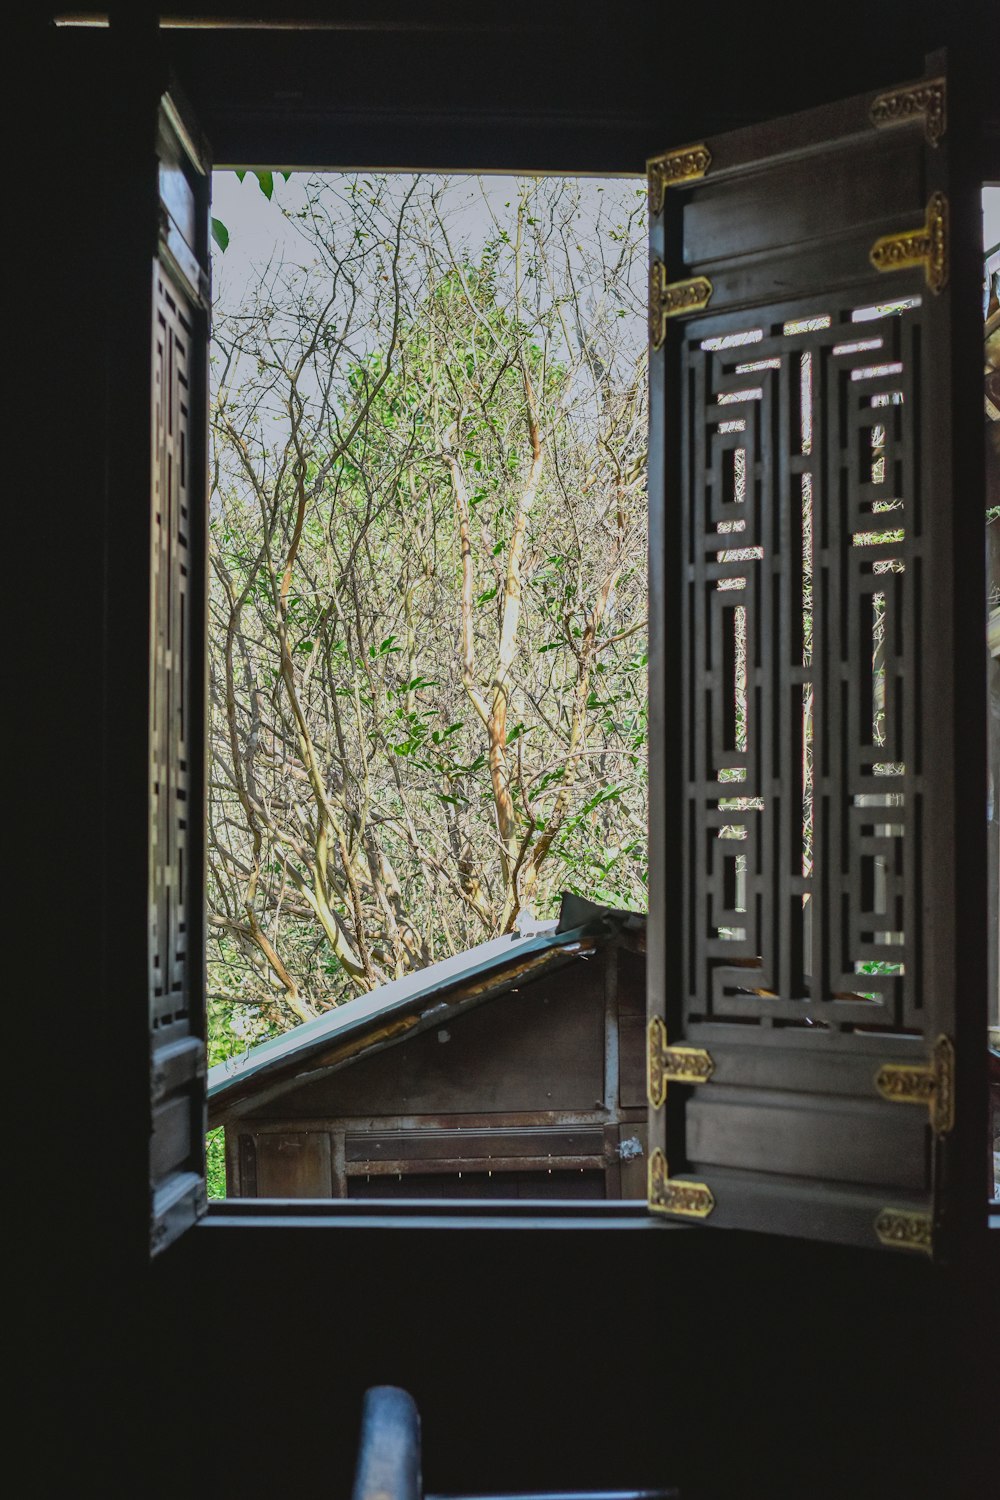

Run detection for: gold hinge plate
[[869, 191, 948, 293], [874, 1207, 933, 1255], [648, 1147, 715, 1219], [875, 1032, 955, 1135], [647, 143, 712, 214], [647, 1015, 714, 1108], [869, 77, 946, 145], [649, 262, 713, 348]]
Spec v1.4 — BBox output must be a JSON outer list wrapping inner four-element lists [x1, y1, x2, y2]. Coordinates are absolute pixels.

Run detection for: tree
[[207, 173, 648, 1054]]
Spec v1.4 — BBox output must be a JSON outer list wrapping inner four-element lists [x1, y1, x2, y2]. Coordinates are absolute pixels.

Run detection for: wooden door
[[646, 58, 988, 1257], [111, 69, 213, 1256]]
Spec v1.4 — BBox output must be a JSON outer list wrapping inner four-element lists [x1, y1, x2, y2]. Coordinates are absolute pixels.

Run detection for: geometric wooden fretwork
[[683, 298, 922, 1037], [147, 88, 211, 1255], [150, 268, 193, 1035], [647, 61, 984, 1257]]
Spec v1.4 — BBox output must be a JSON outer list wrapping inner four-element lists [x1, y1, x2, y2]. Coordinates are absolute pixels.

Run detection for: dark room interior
[[14, 6, 998, 1498]]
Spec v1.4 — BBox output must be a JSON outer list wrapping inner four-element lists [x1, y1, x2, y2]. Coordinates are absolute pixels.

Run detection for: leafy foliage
[[213, 169, 294, 250], [207, 174, 648, 1049], [206, 1128, 227, 1200]]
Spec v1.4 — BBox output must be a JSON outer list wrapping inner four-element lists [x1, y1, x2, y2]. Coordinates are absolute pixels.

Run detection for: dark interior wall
[[170, 0, 941, 174], [16, 7, 996, 1499], [168, 1218, 978, 1500]]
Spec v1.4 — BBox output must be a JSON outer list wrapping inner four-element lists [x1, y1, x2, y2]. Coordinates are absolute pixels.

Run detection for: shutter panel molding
[[646, 55, 987, 1258], [147, 81, 212, 1255]]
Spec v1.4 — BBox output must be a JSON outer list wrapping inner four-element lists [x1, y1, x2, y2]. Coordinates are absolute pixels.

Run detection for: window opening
[[204, 170, 650, 1203]]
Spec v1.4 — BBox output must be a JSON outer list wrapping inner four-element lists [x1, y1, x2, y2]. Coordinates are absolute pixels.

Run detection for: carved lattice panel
[[150, 267, 193, 1033], [647, 64, 987, 1256], [145, 89, 210, 1255], [683, 299, 923, 1036]]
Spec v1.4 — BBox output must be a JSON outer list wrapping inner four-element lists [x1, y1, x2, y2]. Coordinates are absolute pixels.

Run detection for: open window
[[203, 170, 650, 1202], [134, 41, 989, 1258]]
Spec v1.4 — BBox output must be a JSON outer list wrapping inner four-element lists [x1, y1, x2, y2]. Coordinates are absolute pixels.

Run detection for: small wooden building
[[208, 896, 648, 1200]]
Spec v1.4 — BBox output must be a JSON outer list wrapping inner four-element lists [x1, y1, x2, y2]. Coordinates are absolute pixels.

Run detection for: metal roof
[[207, 898, 643, 1122]]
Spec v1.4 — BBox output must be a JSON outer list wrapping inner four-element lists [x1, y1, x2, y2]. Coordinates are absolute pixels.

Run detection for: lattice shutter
[[148, 89, 211, 1255], [646, 61, 986, 1256]]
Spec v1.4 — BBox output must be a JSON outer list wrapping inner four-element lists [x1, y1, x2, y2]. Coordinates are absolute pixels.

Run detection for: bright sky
[[209, 170, 645, 308], [210, 170, 309, 302], [985, 186, 1000, 252]]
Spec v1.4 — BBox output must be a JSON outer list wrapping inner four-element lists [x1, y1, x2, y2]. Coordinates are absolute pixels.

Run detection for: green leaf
[[234, 169, 247, 183], [255, 170, 274, 200], [280, 171, 292, 182], [210, 217, 230, 252]]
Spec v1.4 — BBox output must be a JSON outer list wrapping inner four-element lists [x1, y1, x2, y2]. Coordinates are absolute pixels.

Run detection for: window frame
[[198, 158, 662, 1227], [89, 15, 996, 1256], [108, 24, 668, 1246]]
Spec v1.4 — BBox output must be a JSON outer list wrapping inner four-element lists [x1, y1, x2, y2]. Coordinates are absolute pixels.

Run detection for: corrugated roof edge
[[207, 898, 643, 1112]]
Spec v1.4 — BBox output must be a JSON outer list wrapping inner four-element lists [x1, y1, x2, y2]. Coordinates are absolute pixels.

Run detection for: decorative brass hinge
[[870, 77, 946, 145], [869, 191, 948, 293], [647, 1015, 714, 1108], [875, 1033, 955, 1135], [647, 143, 712, 214], [649, 262, 713, 348], [874, 1207, 933, 1255], [648, 1147, 715, 1218]]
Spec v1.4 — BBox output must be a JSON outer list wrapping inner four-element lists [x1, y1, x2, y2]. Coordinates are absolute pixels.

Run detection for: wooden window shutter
[[646, 56, 988, 1258], [146, 83, 212, 1254]]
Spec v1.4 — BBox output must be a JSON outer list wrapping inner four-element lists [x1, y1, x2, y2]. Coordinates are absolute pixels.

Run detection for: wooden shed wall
[[224, 941, 648, 1199]]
